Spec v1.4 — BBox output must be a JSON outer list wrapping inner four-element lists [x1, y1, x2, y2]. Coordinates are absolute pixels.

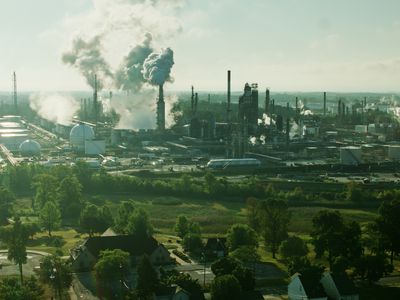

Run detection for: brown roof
[[83, 234, 159, 258]]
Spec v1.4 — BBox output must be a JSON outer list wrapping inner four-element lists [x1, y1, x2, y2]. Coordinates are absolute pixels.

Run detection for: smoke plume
[[29, 93, 79, 125], [142, 48, 174, 86], [115, 33, 154, 91], [62, 36, 113, 89]]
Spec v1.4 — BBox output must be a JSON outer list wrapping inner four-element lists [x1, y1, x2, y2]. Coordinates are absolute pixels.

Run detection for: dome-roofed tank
[[70, 123, 95, 151], [19, 139, 41, 156]]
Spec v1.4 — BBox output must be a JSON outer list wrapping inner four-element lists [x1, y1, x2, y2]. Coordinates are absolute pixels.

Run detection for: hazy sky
[[1, 0, 400, 92]]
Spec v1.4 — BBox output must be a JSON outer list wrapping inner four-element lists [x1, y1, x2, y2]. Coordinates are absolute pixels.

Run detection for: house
[[155, 285, 190, 300], [288, 273, 328, 300], [70, 234, 171, 271], [204, 238, 227, 258], [320, 272, 359, 300]]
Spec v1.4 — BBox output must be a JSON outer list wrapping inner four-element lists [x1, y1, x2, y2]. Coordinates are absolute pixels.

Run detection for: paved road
[[0, 251, 46, 277]]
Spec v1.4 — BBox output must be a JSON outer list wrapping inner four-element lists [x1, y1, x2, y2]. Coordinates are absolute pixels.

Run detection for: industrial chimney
[[13, 72, 18, 114], [265, 88, 270, 115], [157, 85, 165, 131], [93, 74, 98, 124], [323, 92, 327, 116], [227, 70, 231, 122]]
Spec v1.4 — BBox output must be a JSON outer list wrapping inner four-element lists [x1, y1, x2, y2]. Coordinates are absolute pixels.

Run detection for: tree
[[311, 210, 362, 266], [39, 254, 72, 299], [245, 197, 260, 230], [32, 174, 58, 208], [354, 254, 393, 284], [258, 199, 290, 258], [4, 217, 29, 283], [0, 186, 15, 225], [25, 223, 41, 240], [226, 224, 258, 251], [80, 204, 111, 236], [211, 257, 241, 277], [174, 215, 189, 238], [279, 236, 308, 261], [210, 275, 241, 300], [95, 249, 131, 299], [57, 175, 83, 220], [136, 255, 159, 299], [0, 276, 44, 300], [39, 201, 61, 237], [182, 233, 203, 254], [211, 257, 254, 291], [375, 199, 400, 265], [229, 246, 261, 264], [114, 201, 135, 233], [126, 208, 153, 239]]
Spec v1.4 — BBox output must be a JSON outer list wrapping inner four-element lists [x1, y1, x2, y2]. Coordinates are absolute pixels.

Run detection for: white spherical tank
[[19, 139, 41, 156], [70, 123, 95, 151]]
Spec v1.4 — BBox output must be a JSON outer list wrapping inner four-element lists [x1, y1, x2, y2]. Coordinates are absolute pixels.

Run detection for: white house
[[288, 273, 328, 300], [320, 272, 359, 300]]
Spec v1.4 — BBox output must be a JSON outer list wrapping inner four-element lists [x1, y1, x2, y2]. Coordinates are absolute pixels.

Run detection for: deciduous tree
[[39, 201, 61, 237]]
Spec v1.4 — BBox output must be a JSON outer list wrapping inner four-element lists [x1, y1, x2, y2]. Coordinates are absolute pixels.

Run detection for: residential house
[[70, 234, 171, 271], [288, 273, 328, 300], [320, 272, 359, 300], [155, 285, 205, 300]]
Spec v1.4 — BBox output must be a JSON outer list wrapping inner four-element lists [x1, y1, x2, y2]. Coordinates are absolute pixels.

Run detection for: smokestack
[[93, 74, 98, 124], [295, 97, 298, 115], [286, 118, 290, 149], [13, 72, 18, 114], [195, 92, 198, 114], [272, 99, 275, 114], [227, 70, 231, 122], [323, 92, 326, 116], [191, 86, 194, 114], [265, 88, 270, 115], [109, 91, 113, 102], [157, 84, 165, 131], [338, 100, 341, 116], [364, 96, 367, 107]]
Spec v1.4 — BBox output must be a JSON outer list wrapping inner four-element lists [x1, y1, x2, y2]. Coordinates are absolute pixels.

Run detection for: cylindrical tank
[[19, 139, 41, 156], [70, 123, 95, 151]]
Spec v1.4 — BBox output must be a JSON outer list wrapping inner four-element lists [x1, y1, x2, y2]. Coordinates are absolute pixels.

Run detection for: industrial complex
[[1, 70, 400, 186]]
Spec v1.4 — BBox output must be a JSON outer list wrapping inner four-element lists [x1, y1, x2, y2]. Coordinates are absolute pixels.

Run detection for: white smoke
[[297, 99, 314, 116], [142, 48, 174, 86], [59, 0, 183, 130], [258, 113, 275, 126], [289, 121, 301, 139], [29, 93, 79, 125]]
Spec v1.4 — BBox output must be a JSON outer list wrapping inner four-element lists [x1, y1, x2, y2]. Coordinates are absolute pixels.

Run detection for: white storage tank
[[19, 140, 41, 156], [388, 145, 400, 161], [340, 146, 362, 165], [70, 123, 95, 151]]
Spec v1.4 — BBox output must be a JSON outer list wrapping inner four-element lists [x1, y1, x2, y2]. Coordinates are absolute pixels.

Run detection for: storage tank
[[388, 145, 400, 161], [340, 146, 362, 165], [70, 123, 95, 151], [19, 140, 41, 156]]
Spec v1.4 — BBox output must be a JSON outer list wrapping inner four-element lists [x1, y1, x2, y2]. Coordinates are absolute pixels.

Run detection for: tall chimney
[[157, 85, 165, 131], [93, 74, 98, 124], [13, 72, 17, 114], [338, 100, 341, 116], [227, 70, 231, 122], [295, 97, 298, 115], [195, 92, 199, 114], [323, 92, 327, 116], [265, 88, 270, 115], [272, 99, 275, 114], [191, 86, 194, 114]]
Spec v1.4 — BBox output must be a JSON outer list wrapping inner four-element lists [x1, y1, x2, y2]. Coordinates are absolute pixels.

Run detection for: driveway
[[0, 250, 48, 277]]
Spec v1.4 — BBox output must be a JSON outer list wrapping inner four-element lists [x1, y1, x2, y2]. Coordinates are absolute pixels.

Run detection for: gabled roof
[[82, 235, 159, 259], [330, 272, 357, 295], [101, 227, 117, 237]]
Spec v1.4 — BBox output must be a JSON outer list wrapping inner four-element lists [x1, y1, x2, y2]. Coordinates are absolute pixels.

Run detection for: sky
[[1, 0, 400, 92]]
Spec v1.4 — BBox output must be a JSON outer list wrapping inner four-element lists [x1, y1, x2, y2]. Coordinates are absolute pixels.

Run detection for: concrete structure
[[70, 123, 95, 152], [19, 140, 41, 156], [340, 146, 362, 165], [238, 83, 259, 135]]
